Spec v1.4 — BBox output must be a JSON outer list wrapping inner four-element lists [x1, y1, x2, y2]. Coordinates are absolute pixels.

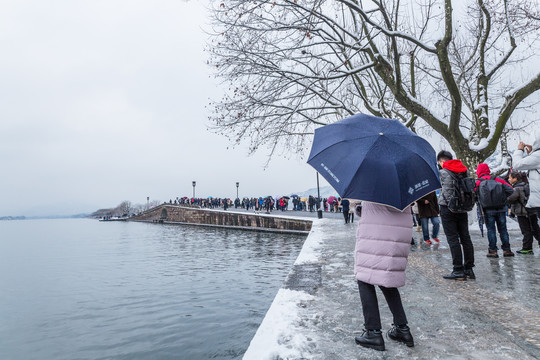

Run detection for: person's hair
[[509, 171, 522, 181], [437, 150, 453, 162]]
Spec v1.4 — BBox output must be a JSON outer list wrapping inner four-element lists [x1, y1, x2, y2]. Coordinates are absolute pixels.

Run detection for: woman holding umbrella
[[353, 200, 415, 350], [308, 114, 441, 351]]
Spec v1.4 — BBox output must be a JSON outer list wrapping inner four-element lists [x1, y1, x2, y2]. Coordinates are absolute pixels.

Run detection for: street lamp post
[[192, 181, 196, 199], [147, 196, 149, 211], [316, 172, 323, 219], [236, 182, 239, 199]]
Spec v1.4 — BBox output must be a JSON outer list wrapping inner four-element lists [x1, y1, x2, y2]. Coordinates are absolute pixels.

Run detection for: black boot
[[355, 329, 385, 351], [387, 324, 414, 347], [443, 270, 466, 280], [464, 269, 476, 279]]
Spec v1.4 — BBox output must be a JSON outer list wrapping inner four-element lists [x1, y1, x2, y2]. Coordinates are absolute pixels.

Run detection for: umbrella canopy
[[290, 194, 299, 198], [300, 197, 308, 202], [327, 196, 338, 204], [279, 196, 291, 200], [307, 114, 441, 211]]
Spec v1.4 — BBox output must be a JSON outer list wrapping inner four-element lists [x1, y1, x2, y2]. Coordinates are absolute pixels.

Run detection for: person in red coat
[[475, 163, 515, 258]]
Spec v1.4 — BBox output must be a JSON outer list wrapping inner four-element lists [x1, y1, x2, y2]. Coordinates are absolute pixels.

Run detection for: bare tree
[[116, 201, 132, 216], [208, 0, 540, 167], [132, 203, 146, 214]]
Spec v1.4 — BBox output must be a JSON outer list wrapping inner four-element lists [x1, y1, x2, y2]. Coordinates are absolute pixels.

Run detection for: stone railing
[[129, 204, 312, 235]]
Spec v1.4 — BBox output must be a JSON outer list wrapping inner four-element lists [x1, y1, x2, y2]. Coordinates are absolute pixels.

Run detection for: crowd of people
[[353, 132, 540, 351], [165, 194, 358, 216], [433, 136, 540, 281], [151, 131, 540, 353]]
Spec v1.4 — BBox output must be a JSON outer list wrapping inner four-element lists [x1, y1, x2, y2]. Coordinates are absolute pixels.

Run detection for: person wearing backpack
[[508, 171, 540, 254], [512, 130, 540, 240], [437, 151, 476, 281], [475, 163, 515, 258]]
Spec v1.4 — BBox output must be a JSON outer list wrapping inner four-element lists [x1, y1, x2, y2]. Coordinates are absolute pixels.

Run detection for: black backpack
[[477, 175, 508, 210], [445, 170, 477, 213]]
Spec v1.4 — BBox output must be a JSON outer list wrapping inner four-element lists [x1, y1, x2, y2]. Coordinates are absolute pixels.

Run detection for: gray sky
[[0, 0, 330, 216]]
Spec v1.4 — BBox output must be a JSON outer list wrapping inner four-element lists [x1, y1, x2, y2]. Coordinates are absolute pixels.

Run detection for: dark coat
[[341, 199, 350, 212], [438, 159, 468, 207], [416, 192, 439, 218], [507, 181, 529, 217]]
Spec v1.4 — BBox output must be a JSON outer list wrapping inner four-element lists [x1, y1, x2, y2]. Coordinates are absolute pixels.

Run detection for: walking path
[[244, 218, 540, 359]]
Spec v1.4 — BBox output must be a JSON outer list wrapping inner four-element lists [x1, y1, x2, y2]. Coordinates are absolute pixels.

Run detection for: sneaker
[[517, 249, 534, 254], [387, 325, 414, 347], [424, 239, 432, 245], [503, 250, 515, 257], [443, 271, 466, 280], [487, 249, 499, 258], [464, 269, 476, 279], [432, 238, 440, 243], [355, 329, 385, 351]]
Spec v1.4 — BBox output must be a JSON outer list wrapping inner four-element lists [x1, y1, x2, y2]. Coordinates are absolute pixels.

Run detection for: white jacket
[[513, 130, 540, 208]]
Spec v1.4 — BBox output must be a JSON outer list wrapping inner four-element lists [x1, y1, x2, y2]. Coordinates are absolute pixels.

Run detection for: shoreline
[[243, 218, 331, 359]]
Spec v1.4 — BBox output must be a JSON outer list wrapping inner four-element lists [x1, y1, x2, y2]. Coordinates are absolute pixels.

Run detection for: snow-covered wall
[[243, 219, 329, 359]]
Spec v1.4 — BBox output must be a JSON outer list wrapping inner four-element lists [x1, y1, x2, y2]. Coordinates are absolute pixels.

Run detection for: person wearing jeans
[[416, 192, 440, 244], [421, 217, 440, 243], [484, 210, 511, 252], [475, 163, 515, 258]]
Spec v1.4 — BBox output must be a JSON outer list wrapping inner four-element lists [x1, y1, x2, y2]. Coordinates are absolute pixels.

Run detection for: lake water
[[0, 219, 306, 359]]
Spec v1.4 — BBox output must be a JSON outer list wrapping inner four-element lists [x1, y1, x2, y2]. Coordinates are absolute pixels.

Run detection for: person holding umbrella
[[308, 114, 441, 351]]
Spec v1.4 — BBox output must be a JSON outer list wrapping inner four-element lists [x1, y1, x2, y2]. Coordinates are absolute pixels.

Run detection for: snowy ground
[[244, 217, 540, 359]]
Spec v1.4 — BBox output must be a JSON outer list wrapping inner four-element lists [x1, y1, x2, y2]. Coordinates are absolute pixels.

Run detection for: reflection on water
[[0, 219, 306, 360]]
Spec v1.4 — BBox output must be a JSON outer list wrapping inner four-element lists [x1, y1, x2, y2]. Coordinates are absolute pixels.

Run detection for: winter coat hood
[[476, 163, 491, 178], [442, 159, 468, 173], [438, 159, 469, 207]]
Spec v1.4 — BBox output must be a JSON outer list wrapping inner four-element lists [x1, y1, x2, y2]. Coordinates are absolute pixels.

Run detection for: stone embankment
[[128, 204, 312, 235]]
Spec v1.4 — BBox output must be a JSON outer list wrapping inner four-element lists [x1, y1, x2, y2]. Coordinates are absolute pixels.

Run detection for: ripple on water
[[0, 219, 306, 360]]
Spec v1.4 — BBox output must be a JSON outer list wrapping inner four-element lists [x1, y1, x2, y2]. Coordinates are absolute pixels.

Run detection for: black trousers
[[440, 205, 475, 271], [517, 213, 540, 250], [343, 210, 350, 223], [357, 280, 407, 330]]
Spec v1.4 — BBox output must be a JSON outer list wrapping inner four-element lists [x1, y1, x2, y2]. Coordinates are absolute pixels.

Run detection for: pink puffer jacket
[[354, 202, 412, 288]]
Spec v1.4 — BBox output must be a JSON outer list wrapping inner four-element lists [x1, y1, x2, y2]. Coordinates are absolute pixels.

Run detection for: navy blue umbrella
[[307, 114, 441, 211]]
